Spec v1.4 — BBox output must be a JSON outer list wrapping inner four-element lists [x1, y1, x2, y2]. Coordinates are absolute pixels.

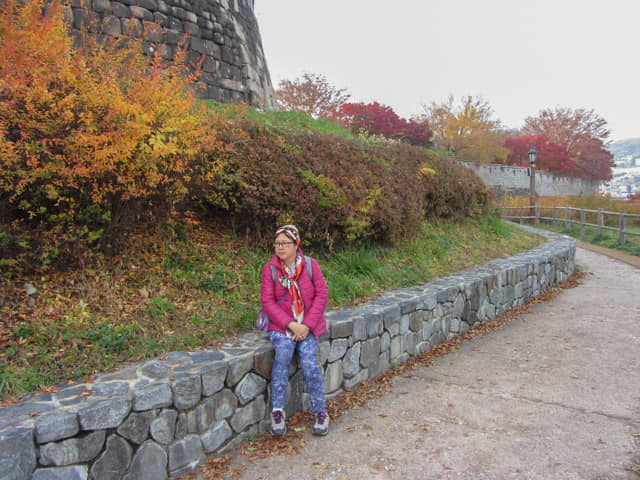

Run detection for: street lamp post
[[529, 146, 537, 222]]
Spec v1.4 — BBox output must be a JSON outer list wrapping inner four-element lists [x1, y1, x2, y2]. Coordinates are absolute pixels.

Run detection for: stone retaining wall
[[0, 226, 576, 479]]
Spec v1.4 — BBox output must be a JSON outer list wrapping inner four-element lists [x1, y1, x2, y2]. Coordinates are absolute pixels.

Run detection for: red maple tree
[[503, 135, 575, 176], [338, 101, 431, 146], [521, 107, 614, 182]]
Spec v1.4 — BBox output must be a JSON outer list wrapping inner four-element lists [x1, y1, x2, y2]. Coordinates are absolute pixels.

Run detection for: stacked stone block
[[0, 226, 575, 479], [65, 0, 276, 108]]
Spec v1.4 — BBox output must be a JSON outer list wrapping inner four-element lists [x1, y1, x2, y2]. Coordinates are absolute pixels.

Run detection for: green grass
[[527, 222, 640, 257], [0, 216, 542, 400], [204, 101, 356, 139]]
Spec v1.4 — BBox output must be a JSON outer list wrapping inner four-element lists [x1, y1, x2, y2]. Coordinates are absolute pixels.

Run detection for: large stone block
[[323, 361, 343, 394], [352, 315, 367, 341], [225, 355, 254, 387], [380, 331, 390, 353], [328, 338, 348, 363], [90, 434, 132, 480], [234, 373, 267, 405], [364, 308, 384, 338], [212, 388, 238, 420], [382, 305, 401, 331], [172, 374, 202, 410], [201, 420, 232, 453], [40, 430, 105, 466], [201, 361, 228, 396], [317, 339, 330, 366], [123, 440, 167, 480], [408, 311, 422, 332], [342, 343, 361, 378], [150, 409, 178, 444], [229, 397, 265, 433], [253, 347, 273, 379], [0, 427, 36, 480], [78, 398, 131, 430], [133, 383, 172, 411], [32, 465, 88, 480], [328, 318, 353, 338], [369, 352, 390, 379], [117, 410, 154, 445], [390, 335, 405, 359], [195, 397, 215, 434], [102, 15, 122, 36], [168, 435, 204, 473], [360, 337, 381, 368], [35, 411, 79, 444]]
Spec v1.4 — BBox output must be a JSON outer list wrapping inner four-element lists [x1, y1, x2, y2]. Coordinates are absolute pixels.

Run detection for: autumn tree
[[275, 73, 351, 119], [419, 95, 509, 163], [522, 107, 614, 181], [338, 101, 431, 146], [503, 135, 575, 176]]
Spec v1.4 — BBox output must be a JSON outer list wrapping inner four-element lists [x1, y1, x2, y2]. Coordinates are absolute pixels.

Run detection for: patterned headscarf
[[275, 225, 300, 246]]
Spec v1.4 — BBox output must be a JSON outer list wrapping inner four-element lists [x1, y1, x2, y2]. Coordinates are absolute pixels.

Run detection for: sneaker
[[270, 409, 286, 436], [312, 412, 329, 436]]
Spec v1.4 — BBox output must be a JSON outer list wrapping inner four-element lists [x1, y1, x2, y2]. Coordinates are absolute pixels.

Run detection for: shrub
[[0, 0, 219, 270], [202, 123, 492, 248]]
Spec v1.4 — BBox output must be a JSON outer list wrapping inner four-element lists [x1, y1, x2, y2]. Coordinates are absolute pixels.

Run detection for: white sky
[[253, 0, 639, 143]]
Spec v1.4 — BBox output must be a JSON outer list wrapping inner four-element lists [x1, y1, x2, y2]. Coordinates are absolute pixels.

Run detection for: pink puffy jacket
[[260, 250, 328, 338]]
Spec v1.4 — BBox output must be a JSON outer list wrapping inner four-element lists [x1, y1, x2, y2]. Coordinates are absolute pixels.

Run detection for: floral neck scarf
[[280, 255, 305, 320]]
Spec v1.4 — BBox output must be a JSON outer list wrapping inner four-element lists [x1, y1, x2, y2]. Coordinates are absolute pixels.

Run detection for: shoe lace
[[273, 410, 284, 422], [316, 412, 327, 423]]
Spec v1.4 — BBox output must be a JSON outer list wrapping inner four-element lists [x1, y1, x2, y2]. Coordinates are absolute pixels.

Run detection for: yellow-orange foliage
[[0, 0, 223, 267]]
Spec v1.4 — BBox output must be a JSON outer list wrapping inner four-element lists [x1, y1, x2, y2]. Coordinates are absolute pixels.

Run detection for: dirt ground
[[184, 245, 640, 480]]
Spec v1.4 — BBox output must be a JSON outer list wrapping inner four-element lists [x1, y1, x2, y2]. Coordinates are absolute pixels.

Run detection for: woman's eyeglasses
[[274, 241, 294, 248]]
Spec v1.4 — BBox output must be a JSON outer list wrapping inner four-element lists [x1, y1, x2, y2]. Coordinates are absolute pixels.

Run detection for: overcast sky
[[254, 0, 638, 143]]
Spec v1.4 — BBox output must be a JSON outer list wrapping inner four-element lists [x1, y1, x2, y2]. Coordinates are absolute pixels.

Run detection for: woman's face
[[274, 233, 297, 265]]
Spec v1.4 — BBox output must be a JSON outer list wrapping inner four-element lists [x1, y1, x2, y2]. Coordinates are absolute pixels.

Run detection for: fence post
[[598, 208, 604, 236], [535, 204, 540, 225], [503, 206, 507, 219], [553, 205, 558, 227], [580, 208, 585, 236], [619, 210, 626, 245], [565, 206, 570, 229], [520, 206, 524, 225]]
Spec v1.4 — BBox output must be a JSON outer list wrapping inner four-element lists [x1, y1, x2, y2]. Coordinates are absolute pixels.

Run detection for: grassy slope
[[0, 216, 543, 400]]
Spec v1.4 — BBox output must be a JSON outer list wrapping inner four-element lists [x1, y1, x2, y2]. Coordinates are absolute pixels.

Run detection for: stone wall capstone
[[0, 225, 576, 479], [65, 0, 276, 108]]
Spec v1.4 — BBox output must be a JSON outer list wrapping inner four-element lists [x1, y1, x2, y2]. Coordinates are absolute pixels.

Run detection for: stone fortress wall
[[462, 161, 600, 202], [0, 226, 576, 479], [66, 0, 276, 108]]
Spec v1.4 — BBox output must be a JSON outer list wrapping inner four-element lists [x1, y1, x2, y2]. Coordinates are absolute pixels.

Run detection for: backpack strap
[[270, 264, 277, 283], [269, 256, 313, 283], [305, 256, 313, 281]]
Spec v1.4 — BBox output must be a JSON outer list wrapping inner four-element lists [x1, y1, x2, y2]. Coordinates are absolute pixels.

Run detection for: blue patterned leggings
[[269, 331, 326, 415]]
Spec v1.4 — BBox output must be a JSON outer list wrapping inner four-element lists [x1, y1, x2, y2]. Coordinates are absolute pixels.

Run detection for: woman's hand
[[288, 322, 310, 341]]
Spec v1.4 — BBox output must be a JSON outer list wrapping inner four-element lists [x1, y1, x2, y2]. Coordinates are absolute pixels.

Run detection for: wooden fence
[[502, 205, 640, 245]]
